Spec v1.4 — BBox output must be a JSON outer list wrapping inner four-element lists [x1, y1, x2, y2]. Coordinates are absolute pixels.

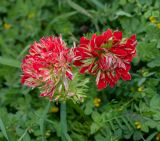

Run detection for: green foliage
[[0, 0, 160, 140], [68, 73, 90, 103]]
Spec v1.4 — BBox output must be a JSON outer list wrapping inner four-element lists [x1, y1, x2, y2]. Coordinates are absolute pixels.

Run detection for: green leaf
[[138, 78, 146, 86], [89, 0, 104, 9], [52, 19, 74, 36], [121, 117, 132, 131], [84, 99, 94, 115], [146, 132, 157, 141], [141, 124, 149, 133], [114, 10, 132, 19], [0, 57, 20, 68], [17, 128, 30, 141], [147, 57, 160, 68], [46, 119, 61, 136], [39, 102, 51, 141], [120, 18, 144, 33], [94, 134, 107, 141], [49, 11, 77, 24], [157, 40, 160, 48], [71, 133, 87, 141], [152, 11, 159, 17], [64, 133, 72, 141], [145, 25, 160, 41], [90, 123, 100, 134], [144, 10, 152, 18], [0, 117, 9, 141], [133, 131, 142, 141], [115, 117, 123, 129], [145, 120, 157, 129], [137, 42, 159, 61], [150, 95, 160, 109], [119, 0, 127, 5], [91, 111, 102, 122]]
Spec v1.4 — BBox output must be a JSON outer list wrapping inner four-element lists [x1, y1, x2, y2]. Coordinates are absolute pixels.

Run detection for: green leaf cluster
[[0, 0, 160, 140]]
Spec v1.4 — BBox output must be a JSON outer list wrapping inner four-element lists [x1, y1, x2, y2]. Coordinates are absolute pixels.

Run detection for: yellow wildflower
[[28, 12, 35, 19], [94, 97, 101, 107], [51, 106, 59, 113], [135, 121, 141, 129], [156, 133, 160, 141], [4, 23, 12, 30], [142, 71, 149, 77], [138, 87, 143, 92], [45, 130, 51, 137], [156, 23, 160, 29], [149, 16, 156, 23]]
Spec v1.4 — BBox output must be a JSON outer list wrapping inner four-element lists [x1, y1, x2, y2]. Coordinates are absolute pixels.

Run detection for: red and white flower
[[74, 29, 137, 90], [21, 36, 74, 100]]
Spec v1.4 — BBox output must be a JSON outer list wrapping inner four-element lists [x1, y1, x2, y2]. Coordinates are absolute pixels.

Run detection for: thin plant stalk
[[60, 102, 67, 141]]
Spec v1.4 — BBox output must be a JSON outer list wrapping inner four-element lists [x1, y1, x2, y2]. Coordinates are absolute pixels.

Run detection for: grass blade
[[89, 0, 104, 9], [60, 102, 67, 141], [60, 102, 72, 141], [146, 132, 157, 141], [50, 11, 77, 24], [17, 45, 30, 59], [0, 57, 20, 68], [17, 128, 29, 141], [67, 0, 93, 19], [65, 133, 72, 141]]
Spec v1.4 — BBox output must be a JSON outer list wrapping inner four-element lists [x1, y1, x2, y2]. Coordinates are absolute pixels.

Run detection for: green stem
[[60, 102, 67, 141]]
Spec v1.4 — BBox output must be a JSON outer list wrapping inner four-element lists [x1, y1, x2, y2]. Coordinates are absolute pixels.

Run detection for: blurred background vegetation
[[0, 0, 160, 141]]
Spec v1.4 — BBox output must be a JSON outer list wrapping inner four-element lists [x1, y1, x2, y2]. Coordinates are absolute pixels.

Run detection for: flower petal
[[103, 29, 113, 40], [113, 31, 122, 41], [80, 37, 90, 47], [121, 72, 131, 80], [97, 79, 107, 90], [66, 70, 73, 80], [110, 48, 128, 56], [79, 66, 90, 74]]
